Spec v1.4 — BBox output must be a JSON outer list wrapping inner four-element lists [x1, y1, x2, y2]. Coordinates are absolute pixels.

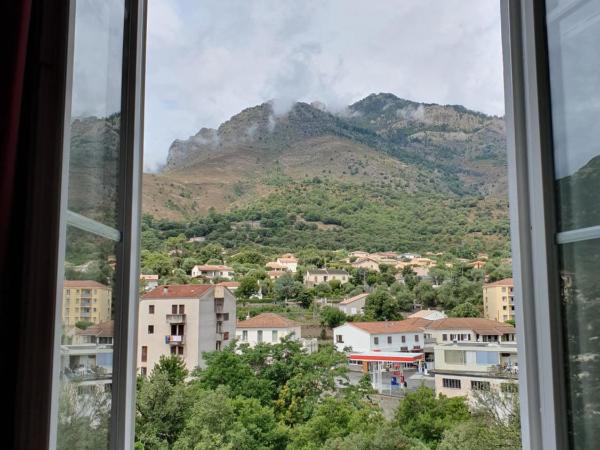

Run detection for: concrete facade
[[483, 278, 515, 322]]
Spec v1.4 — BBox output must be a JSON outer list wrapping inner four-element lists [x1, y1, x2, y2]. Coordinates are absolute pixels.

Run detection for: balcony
[[166, 314, 186, 324], [165, 335, 185, 345]]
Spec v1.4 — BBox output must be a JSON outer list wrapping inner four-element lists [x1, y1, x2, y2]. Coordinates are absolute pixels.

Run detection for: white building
[[137, 284, 236, 374], [333, 318, 432, 353], [351, 258, 380, 272], [433, 341, 519, 405], [424, 318, 517, 344], [276, 254, 298, 273], [235, 312, 317, 353], [191, 264, 234, 280], [338, 292, 369, 316], [236, 312, 301, 346]]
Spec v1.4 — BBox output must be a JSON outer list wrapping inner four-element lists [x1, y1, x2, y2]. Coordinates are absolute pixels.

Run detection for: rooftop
[[194, 264, 233, 271], [64, 280, 110, 289], [142, 284, 213, 300], [426, 317, 515, 335], [339, 292, 369, 305], [348, 317, 432, 334], [306, 269, 349, 275], [237, 312, 300, 329], [408, 309, 446, 319], [484, 278, 514, 288], [76, 320, 114, 338]]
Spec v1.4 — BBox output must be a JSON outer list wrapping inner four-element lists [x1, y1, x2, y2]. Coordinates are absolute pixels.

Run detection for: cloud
[[144, 0, 504, 171]]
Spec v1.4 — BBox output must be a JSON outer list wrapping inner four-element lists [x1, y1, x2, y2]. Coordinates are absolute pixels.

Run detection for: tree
[[297, 289, 314, 309], [136, 371, 192, 448], [414, 282, 437, 308], [273, 275, 304, 302], [394, 386, 470, 447], [237, 274, 259, 299], [449, 302, 481, 318], [364, 288, 402, 321], [151, 355, 188, 386], [320, 306, 347, 329]]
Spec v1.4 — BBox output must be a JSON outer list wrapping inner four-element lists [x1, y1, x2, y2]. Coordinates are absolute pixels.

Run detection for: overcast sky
[[143, 0, 505, 172]]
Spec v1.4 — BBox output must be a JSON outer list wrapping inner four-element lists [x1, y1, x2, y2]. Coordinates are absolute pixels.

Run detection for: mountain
[[143, 93, 507, 220]]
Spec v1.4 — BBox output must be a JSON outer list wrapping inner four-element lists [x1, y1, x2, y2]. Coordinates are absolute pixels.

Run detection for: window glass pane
[[558, 238, 600, 445], [59, 226, 117, 449], [67, 0, 124, 228], [547, 1, 600, 230]]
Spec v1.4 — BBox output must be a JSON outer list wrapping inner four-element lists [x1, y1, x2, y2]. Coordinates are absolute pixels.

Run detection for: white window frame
[[501, 1, 569, 448]]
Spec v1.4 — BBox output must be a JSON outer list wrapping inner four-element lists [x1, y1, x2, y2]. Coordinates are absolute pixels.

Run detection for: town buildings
[[483, 278, 515, 322], [338, 293, 369, 316], [351, 257, 380, 272], [62, 280, 112, 327], [191, 264, 234, 280], [137, 284, 236, 373]]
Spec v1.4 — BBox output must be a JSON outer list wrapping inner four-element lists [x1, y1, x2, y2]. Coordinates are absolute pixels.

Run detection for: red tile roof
[[484, 278, 514, 288], [76, 320, 114, 337], [339, 293, 369, 305], [237, 313, 300, 329], [217, 281, 240, 287], [195, 265, 233, 271], [64, 280, 110, 289], [142, 284, 213, 299], [349, 318, 432, 334], [425, 318, 515, 335]]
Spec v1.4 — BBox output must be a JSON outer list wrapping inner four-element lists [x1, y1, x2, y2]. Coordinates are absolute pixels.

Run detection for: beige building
[[483, 278, 515, 322], [137, 284, 236, 374], [351, 258, 380, 272], [304, 269, 350, 287], [433, 341, 519, 406], [62, 280, 112, 327]]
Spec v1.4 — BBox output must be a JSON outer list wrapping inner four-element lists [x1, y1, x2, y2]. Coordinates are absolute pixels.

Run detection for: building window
[[172, 305, 177, 314], [141, 346, 147, 363], [149, 305, 154, 314], [178, 346, 184, 355], [257, 330, 263, 343], [224, 332, 229, 340], [374, 337, 379, 345], [401, 335, 406, 343], [444, 350, 466, 365], [442, 378, 461, 389], [442, 334, 448, 341], [336, 335, 344, 343], [216, 341, 221, 351], [148, 325, 154, 334], [170, 346, 176, 355], [223, 313, 229, 321], [179, 305, 185, 314], [387, 336, 392, 344], [242, 330, 248, 341], [272, 330, 278, 342], [141, 367, 147, 376], [471, 380, 491, 391], [414, 334, 419, 342], [501, 383, 519, 394]]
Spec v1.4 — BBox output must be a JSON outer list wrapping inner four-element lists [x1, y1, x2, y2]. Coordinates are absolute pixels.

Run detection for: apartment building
[[62, 280, 112, 327], [137, 284, 236, 374], [483, 278, 515, 322], [433, 341, 519, 406]]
